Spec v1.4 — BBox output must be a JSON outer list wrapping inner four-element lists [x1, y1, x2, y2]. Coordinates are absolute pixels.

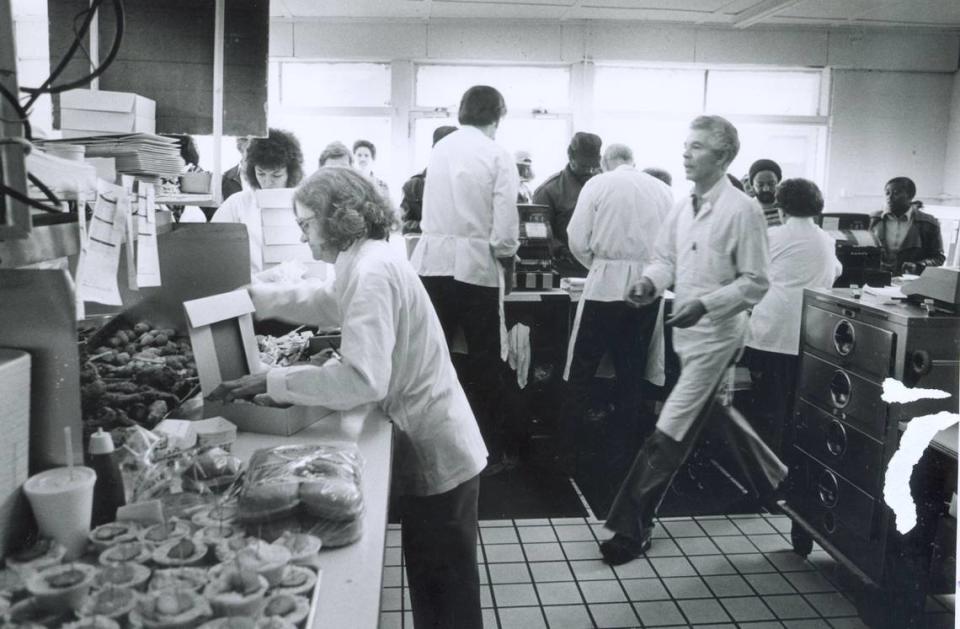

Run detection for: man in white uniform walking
[[600, 116, 770, 565]]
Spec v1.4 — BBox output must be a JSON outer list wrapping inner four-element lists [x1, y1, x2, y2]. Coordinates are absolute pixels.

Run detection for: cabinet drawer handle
[[829, 370, 852, 409], [826, 420, 847, 457], [816, 469, 840, 508], [833, 319, 856, 355]]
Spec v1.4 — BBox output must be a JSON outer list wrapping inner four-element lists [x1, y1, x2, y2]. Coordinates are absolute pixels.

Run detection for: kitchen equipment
[[514, 203, 559, 290]]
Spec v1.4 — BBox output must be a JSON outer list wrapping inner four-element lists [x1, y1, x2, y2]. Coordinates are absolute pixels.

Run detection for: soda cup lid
[[88, 428, 115, 455]]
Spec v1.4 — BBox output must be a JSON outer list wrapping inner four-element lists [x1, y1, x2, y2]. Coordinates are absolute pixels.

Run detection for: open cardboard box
[[183, 289, 335, 436]]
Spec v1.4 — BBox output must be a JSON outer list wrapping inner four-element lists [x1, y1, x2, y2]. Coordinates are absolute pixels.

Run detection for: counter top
[[232, 405, 394, 629]]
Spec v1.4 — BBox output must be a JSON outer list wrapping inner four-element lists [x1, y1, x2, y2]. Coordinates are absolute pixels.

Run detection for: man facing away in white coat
[[557, 143, 674, 474], [600, 115, 770, 566]]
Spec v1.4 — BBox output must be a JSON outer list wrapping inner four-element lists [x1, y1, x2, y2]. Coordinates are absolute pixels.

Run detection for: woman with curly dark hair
[[211, 128, 304, 274], [209, 167, 487, 629]]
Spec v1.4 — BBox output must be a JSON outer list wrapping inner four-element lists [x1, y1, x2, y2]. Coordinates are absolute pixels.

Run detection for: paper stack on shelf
[[36, 134, 184, 179]]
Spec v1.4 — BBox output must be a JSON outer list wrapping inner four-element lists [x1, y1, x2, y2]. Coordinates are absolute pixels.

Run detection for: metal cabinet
[[781, 288, 959, 628]]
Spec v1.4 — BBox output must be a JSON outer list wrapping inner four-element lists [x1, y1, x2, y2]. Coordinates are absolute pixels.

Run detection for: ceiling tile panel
[[430, 1, 569, 19], [581, 0, 730, 9]]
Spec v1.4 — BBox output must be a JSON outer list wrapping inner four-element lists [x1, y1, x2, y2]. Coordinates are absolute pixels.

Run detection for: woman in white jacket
[[209, 167, 488, 629], [744, 178, 842, 455]]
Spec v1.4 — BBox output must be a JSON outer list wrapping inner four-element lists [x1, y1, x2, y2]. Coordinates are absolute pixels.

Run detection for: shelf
[[156, 193, 218, 207]]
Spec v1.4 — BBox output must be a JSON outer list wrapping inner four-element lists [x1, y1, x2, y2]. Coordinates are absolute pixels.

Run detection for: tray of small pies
[[0, 501, 324, 629]]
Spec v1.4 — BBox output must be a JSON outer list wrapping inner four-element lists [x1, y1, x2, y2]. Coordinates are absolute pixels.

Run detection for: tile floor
[[378, 508, 956, 628]]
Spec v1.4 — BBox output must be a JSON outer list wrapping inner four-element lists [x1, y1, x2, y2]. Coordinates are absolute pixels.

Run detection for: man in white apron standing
[[557, 143, 674, 474], [411, 85, 520, 475], [600, 116, 770, 566]]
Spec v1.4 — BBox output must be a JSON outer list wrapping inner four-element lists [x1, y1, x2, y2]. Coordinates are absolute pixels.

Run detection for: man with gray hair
[[555, 143, 674, 474], [600, 116, 769, 565]]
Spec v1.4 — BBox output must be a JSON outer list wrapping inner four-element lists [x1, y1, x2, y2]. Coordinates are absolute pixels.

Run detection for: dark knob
[[829, 370, 851, 409], [833, 319, 855, 355], [909, 350, 932, 377], [816, 470, 839, 508], [826, 420, 847, 457]]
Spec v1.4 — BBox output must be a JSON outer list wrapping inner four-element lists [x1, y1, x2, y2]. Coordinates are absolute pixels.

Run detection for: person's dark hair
[[690, 115, 740, 166], [352, 139, 376, 160], [432, 125, 458, 146], [643, 167, 672, 187], [885, 176, 916, 199], [295, 168, 398, 251], [319, 141, 354, 167], [165, 135, 199, 167], [244, 128, 304, 189], [458, 85, 507, 127], [776, 178, 824, 217]]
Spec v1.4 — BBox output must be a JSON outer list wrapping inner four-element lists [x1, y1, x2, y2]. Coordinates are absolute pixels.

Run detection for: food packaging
[[183, 290, 335, 436], [238, 444, 365, 548], [179, 171, 212, 194]]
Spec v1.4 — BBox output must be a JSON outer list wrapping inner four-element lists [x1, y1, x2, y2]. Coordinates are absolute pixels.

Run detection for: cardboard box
[[256, 188, 314, 266], [60, 89, 156, 134], [183, 289, 334, 436]]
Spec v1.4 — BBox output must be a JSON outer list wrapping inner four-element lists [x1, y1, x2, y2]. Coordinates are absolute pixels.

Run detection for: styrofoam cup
[[23, 466, 97, 560]]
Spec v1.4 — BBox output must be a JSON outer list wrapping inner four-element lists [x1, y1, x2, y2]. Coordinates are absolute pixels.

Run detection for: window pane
[[728, 123, 826, 187], [412, 117, 571, 193], [706, 71, 821, 116], [592, 115, 692, 200], [591, 117, 826, 200], [415, 65, 570, 111], [267, 113, 395, 199], [594, 68, 704, 114], [280, 63, 391, 107]]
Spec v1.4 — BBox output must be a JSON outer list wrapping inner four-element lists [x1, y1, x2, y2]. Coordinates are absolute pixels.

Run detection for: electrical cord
[[21, 0, 125, 107], [28, 173, 63, 207], [0, 182, 64, 214], [0, 81, 31, 140]]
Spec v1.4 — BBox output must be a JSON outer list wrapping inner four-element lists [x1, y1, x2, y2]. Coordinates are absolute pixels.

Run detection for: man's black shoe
[[599, 532, 652, 566]]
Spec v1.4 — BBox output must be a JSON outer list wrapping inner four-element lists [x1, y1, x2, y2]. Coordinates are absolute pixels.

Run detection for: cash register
[[817, 212, 891, 288], [514, 203, 560, 290]]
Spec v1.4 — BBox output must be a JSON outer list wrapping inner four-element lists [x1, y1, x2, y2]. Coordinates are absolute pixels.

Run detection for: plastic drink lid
[[88, 428, 115, 455], [24, 466, 96, 494]]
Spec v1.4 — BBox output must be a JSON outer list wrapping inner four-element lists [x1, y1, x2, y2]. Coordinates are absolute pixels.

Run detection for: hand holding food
[[207, 373, 269, 403]]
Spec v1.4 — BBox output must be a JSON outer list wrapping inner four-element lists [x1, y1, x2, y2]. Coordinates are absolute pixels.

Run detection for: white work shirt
[[411, 126, 520, 287], [251, 239, 488, 497], [645, 175, 769, 333], [747, 217, 842, 355], [567, 165, 674, 302], [644, 175, 769, 442], [210, 189, 264, 275]]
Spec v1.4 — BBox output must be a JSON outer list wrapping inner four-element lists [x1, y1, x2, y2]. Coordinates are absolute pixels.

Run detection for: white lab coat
[[562, 165, 674, 384], [411, 125, 520, 359], [747, 217, 842, 355], [250, 239, 488, 497], [644, 176, 769, 441]]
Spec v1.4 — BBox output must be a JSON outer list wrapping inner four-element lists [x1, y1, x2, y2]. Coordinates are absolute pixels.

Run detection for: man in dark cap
[[532, 132, 603, 278], [749, 158, 783, 227], [399, 125, 458, 234]]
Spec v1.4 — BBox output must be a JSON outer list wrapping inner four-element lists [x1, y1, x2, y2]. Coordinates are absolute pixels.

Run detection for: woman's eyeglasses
[[296, 215, 319, 232]]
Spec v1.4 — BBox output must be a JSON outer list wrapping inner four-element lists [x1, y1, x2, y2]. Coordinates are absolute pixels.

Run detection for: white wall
[[942, 71, 960, 200], [827, 70, 954, 213], [272, 18, 960, 211]]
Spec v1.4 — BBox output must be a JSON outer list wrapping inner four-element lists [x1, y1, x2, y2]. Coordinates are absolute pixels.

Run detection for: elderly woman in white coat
[[209, 167, 488, 629], [744, 178, 842, 455]]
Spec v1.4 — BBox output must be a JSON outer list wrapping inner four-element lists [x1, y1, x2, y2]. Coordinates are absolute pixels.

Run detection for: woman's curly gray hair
[[294, 167, 398, 251]]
